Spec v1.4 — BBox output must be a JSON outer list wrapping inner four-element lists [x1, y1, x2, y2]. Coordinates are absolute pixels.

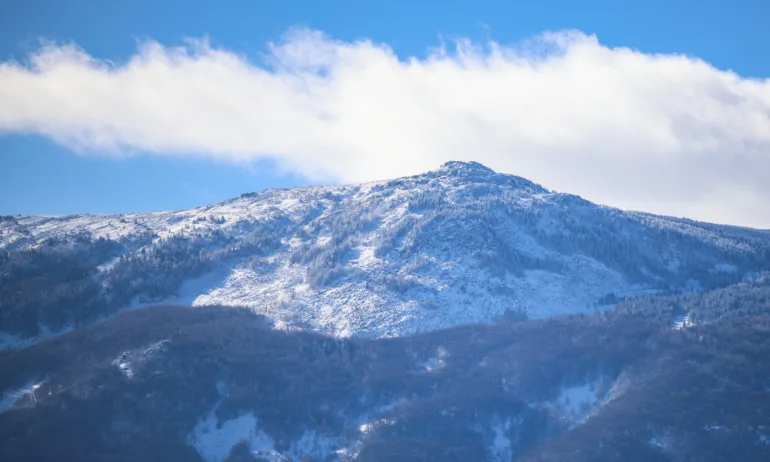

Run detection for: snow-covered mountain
[[2, 161, 770, 340]]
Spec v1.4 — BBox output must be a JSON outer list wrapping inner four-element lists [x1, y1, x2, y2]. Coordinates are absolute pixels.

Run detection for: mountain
[[4, 161, 770, 461], [3, 275, 770, 461], [2, 161, 770, 345]]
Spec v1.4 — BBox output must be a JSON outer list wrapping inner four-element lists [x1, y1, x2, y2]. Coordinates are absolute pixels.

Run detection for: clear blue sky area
[[2, 0, 768, 214]]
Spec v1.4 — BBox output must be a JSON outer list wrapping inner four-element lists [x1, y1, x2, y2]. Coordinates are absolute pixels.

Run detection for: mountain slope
[[2, 161, 770, 341], [2, 291, 770, 462]]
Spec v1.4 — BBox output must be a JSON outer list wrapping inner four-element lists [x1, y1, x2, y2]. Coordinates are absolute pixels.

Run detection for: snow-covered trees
[[0, 234, 122, 336]]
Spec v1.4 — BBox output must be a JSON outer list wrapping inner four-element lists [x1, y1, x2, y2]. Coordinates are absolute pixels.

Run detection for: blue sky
[[1, 0, 770, 227]]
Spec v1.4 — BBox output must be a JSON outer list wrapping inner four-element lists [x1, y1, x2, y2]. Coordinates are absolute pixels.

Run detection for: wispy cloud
[[1, 29, 769, 227]]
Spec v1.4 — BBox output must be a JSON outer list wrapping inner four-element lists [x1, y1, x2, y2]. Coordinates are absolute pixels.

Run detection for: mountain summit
[[438, 160, 496, 174], [434, 161, 547, 192], [2, 162, 770, 341]]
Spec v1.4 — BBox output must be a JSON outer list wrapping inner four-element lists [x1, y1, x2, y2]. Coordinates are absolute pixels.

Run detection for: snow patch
[[112, 353, 134, 378], [164, 267, 233, 306], [421, 346, 449, 372], [111, 340, 169, 379], [96, 256, 121, 273], [287, 430, 338, 462], [649, 434, 670, 451], [672, 313, 693, 330], [548, 378, 614, 425], [0, 380, 46, 415], [359, 417, 396, 436], [189, 410, 279, 462], [704, 424, 727, 432], [556, 383, 598, 418], [337, 400, 405, 459], [488, 419, 513, 462], [189, 381, 348, 462]]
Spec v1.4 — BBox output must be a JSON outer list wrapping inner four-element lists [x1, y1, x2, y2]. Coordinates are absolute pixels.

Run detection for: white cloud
[[1, 29, 770, 227]]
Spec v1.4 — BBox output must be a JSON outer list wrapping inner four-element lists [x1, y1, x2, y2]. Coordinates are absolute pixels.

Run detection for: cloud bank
[[1, 29, 770, 227]]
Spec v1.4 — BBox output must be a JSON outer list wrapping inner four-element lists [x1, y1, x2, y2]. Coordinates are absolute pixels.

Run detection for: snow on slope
[[2, 161, 770, 339]]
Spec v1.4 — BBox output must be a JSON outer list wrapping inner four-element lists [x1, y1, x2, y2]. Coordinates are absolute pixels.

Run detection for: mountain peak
[[435, 160, 547, 193], [438, 161, 496, 175]]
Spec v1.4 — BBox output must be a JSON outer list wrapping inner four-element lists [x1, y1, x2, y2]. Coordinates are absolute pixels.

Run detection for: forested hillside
[[2, 275, 770, 461]]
